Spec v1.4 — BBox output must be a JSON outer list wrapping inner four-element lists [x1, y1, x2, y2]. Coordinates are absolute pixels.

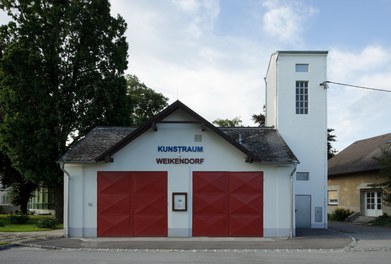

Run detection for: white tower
[[265, 51, 328, 229]]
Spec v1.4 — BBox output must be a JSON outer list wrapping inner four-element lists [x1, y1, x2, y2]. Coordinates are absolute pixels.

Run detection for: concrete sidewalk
[[1, 228, 353, 251], [0, 229, 64, 246]]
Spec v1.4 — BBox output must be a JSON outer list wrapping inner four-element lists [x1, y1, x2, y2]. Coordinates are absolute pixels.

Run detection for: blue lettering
[[157, 146, 204, 152]]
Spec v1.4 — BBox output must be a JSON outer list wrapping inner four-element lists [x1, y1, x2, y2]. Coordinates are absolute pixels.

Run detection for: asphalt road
[[1, 247, 391, 264], [1, 221, 391, 264]]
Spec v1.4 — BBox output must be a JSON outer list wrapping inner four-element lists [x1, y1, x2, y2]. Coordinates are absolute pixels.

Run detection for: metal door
[[98, 171, 167, 237], [193, 171, 263, 237], [295, 195, 311, 228]]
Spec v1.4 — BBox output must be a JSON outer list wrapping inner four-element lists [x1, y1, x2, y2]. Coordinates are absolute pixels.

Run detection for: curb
[[326, 228, 357, 251]]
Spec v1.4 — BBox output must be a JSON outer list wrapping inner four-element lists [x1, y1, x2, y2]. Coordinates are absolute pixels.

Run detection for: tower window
[[296, 64, 309, 72], [296, 81, 309, 114]]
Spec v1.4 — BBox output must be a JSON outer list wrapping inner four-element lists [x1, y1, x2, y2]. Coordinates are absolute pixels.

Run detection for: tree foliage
[[213, 117, 242, 127], [251, 113, 265, 127], [0, 151, 36, 214], [0, 0, 130, 218], [126, 75, 168, 126], [327, 128, 337, 159], [0, 0, 129, 183]]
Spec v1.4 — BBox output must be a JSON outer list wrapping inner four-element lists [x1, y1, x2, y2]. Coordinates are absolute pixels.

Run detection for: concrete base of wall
[[263, 228, 292, 238], [69, 227, 97, 238], [168, 228, 191, 237]]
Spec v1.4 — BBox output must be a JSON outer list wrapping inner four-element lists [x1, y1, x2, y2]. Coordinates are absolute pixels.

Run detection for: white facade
[[64, 109, 295, 238], [0, 184, 19, 214], [265, 51, 328, 228], [63, 50, 329, 238]]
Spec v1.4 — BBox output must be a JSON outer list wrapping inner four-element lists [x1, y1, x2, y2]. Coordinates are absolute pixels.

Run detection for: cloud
[[327, 46, 391, 150], [109, 0, 272, 126], [172, 0, 220, 38], [111, 0, 391, 152], [329, 46, 391, 81], [261, 0, 316, 43]]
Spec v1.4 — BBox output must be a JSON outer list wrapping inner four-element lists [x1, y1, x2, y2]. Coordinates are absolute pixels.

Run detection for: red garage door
[[193, 172, 263, 237], [98, 171, 167, 237]]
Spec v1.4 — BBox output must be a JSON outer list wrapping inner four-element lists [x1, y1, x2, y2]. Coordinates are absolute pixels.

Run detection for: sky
[[1, 0, 391, 151]]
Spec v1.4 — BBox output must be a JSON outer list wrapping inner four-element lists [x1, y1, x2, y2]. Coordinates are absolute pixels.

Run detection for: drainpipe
[[290, 162, 298, 237], [59, 159, 70, 238]]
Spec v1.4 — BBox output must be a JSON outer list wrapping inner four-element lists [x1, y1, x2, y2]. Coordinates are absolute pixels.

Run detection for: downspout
[[59, 159, 70, 238], [290, 162, 298, 237]]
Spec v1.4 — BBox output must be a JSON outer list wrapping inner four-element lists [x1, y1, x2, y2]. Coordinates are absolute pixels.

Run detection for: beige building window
[[328, 190, 339, 205]]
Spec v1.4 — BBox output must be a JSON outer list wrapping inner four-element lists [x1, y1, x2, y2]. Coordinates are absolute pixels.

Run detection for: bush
[[371, 213, 391, 226], [0, 221, 5, 227], [7, 214, 30, 224], [35, 217, 58, 229], [330, 208, 353, 221]]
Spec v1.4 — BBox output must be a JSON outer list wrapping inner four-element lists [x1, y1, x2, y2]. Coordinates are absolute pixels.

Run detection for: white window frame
[[328, 190, 339, 205], [295, 63, 309, 72], [296, 81, 309, 114]]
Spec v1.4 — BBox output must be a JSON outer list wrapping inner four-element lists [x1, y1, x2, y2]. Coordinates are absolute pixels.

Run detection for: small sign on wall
[[172, 192, 187, 211]]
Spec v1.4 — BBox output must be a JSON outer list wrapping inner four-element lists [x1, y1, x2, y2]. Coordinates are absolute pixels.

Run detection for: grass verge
[[0, 214, 61, 232]]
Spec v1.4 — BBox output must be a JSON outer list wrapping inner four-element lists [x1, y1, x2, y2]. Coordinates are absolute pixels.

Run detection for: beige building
[[328, 133, 391, 217]]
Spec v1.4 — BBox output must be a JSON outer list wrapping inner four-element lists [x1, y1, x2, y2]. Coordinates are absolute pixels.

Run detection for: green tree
[[328, 128, 337, 159], [371, 144, 391, 205], [0, 0, 130, 220], [213, 117, 242, 127], [0, 151, 36, 214], [251, 113, 265, 126], [126, 75, 168, 126]]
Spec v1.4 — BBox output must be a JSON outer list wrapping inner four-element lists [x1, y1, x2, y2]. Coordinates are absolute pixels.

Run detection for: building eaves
[[61, 127, 136, 163], [275, 50, 329, 55], [94, 100, 259, 163], [61, 101, 299, 165], [220, 127, 299, 164], [328, 133, 391, 176]]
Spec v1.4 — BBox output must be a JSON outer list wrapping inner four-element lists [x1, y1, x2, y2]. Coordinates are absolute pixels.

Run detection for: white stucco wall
[[266, 51, 328, 228], [64, 109, 294, 238]]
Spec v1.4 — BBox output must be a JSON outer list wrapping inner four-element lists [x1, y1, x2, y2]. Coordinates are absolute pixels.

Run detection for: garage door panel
[[98, 215, 133, 237], [98, 194, 131, 215], [133, 173, 167, 193], [193, 215, 227, 236], [193, 172, 227, 193], [134, 215, 167, 236], [229, 215, 262, 236], [193, 172, 263, 237], [98, 172, 131, 194], [133, 199, 166, 215], [98, 171, 167, 237], [193, 194, 227, 214], [230, 173, 263, 193], [230, 194, 263, 214]]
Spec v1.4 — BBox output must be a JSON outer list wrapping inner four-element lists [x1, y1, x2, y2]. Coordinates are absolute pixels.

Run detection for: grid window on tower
[[296, 81, 309, 114]]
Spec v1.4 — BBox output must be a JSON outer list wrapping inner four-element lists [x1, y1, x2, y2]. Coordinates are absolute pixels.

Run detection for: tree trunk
[[18, 181, 36, 215], [54, 182, 64, 223], [19, 199, 28, 214]]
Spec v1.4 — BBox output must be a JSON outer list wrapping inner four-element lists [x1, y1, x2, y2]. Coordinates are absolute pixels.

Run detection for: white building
[[61, 51, 328, 238], [0, 184, 19, 214], [265, 51, 328, 229]]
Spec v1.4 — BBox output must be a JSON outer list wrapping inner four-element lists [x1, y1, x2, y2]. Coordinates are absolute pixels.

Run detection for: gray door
[[295, 195, 311, 228]]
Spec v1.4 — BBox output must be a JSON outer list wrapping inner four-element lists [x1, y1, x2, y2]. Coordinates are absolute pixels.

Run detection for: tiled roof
[[61, 100, 298, 164], [61, 126, 298, 164], [328, 133, 391, 176], [220, 127, 298, 163], [61, 127, 136, 162]]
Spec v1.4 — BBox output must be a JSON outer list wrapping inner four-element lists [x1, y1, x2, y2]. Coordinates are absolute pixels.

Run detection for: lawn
[[0, 214, 61, 232]]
